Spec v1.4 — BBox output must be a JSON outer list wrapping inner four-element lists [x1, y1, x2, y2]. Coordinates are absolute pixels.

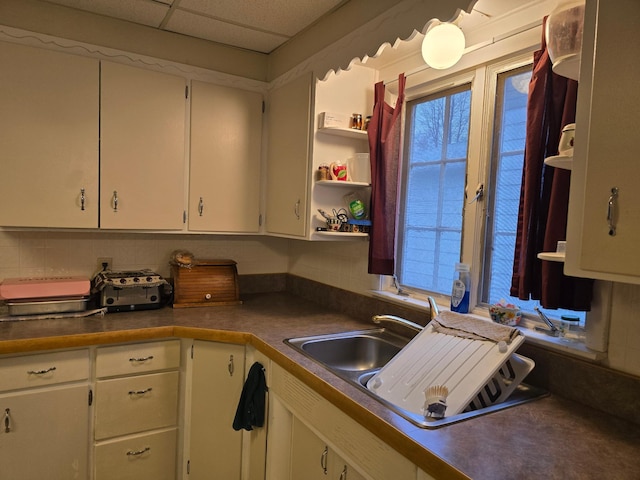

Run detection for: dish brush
[[424, 385, 449, 419]]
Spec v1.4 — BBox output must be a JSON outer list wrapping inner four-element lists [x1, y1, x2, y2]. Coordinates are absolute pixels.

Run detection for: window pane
[[397, 86, 471, 295], [482, 67, 585, 322]]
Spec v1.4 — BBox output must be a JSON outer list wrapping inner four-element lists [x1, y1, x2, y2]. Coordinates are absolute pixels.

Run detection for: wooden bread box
[[171, 259, 241, 308]]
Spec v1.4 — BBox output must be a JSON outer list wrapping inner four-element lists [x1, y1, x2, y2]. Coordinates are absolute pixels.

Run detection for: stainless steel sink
[[289, 329, 405, 372], [285, 328, 547, 428]]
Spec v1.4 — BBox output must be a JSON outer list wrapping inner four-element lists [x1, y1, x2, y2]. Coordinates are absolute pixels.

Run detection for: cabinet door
[[265, 73, 312, 237], [189, 81, 263, 232], [100, 61, 187, 230], [0, 385, 90, 480], [331, 451, 367, 480], [0, 41, 99, 228], [291, 418, 367, 480], [189, 341, 245, 479], [290, 418, 329, 480], [566, 0, 640, 282]]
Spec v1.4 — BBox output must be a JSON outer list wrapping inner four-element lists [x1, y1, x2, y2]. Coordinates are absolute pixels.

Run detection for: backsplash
[[2, 230, 639, 378], [0, 230, 290, 281]]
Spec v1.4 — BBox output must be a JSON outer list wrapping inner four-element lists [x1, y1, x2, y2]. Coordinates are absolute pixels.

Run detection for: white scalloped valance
[[270, 0, 477, 85]]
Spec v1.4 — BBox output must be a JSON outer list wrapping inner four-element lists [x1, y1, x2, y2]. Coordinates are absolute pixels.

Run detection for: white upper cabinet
[[188, 81, 263, 232], [265, 72, 313, 237], [265, 66, 375, 240], [565, 0, 640, 284], [0, 41, 99, 228], [100, 61, 187, 230]]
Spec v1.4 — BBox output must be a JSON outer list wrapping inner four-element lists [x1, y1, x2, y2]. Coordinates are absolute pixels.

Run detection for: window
[[394, 60, 585, 323], [397, 85, 471, 295]]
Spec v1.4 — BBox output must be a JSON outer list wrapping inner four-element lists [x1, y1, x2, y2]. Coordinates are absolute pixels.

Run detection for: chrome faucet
[[371, 314, 423, 334], [534, 306, 559, 335], [427, 296, 439, 321], [371, 297, 440, 334]]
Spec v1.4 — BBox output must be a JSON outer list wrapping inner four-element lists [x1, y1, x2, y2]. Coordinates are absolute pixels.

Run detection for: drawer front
[[95, 428, 177, 480], [95, 371, 179, 439], [0, 349, 89, 392], [96, 340, 180, 378]]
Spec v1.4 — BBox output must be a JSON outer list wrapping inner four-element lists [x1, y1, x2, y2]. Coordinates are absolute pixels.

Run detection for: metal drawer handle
[[129, 355, 154, 363], [4, 408, 11, 433], [80, 188, 86, 211], [339, 464, 348, 480], [320, 446, 328, 474], [607, 187, 618, 236], [228, 355, 234, 376], [198, 197, 204, 216], [27, 366, 56, 375], [128, 387, 153, 396], [112, 191, 119, 212], [126, 446, 150, 457], [294, 198, 301, 220]]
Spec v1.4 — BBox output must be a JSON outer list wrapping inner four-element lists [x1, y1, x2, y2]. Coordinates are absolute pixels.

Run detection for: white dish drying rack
[[366, 322, 535, 421]]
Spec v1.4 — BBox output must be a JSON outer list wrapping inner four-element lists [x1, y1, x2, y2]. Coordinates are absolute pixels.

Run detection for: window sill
[[370, 290, 605, 362]]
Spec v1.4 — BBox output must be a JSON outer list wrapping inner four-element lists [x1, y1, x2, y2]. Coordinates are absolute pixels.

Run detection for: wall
[[0, 231, 289, 281]]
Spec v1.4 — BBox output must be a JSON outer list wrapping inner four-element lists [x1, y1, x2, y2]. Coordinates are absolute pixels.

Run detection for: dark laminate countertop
[[1, 292, 639, 480]]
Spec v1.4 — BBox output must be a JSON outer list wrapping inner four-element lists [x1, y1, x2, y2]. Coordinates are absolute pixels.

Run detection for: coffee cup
[[558, 123, 575, 156]]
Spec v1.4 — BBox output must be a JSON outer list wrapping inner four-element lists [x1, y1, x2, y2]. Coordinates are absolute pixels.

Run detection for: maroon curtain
[[367, 74, 406, 275], [510, 19, 592, 310]]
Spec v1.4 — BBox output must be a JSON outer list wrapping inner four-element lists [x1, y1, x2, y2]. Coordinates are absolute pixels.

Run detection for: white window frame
[[374, 40, 610, 361]]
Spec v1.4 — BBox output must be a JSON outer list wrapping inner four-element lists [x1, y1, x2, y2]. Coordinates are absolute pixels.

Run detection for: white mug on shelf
[[558, 123, 575, 156]]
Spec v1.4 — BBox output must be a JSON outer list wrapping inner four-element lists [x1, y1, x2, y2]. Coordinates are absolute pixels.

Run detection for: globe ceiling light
[[421, 21, 465, 70]]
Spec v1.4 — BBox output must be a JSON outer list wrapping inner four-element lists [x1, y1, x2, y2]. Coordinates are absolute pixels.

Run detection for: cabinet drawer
[[96, 340, 180, 378], [0, 349, 89, 392], [95, 371, 179, 439], [95, 428, 176, 480]]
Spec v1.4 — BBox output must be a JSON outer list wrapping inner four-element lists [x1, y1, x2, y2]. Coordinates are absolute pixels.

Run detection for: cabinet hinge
[[262, 100, 265, 113], [88, 388, 93, 406], [185, 85, 189, 99]]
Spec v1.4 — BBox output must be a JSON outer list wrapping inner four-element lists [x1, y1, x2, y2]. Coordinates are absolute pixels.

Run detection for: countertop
[[1, 292, 639, 480]]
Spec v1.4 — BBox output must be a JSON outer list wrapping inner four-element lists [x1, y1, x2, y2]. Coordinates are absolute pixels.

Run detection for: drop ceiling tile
[[43, 0, 169, 27], [165, 9, 287, 53], [178, 0, 345, 36]]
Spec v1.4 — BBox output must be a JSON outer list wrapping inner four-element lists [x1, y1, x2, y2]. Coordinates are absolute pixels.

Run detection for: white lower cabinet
[[267, 363, 417, 480], [0, 349, 90, 480], [94, 340, 181, 479], [291, 417, 366, 480], [187, 341, 246, 479]]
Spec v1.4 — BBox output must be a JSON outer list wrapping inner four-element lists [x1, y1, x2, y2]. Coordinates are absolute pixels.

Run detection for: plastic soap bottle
[[450, 263, 471, 313]]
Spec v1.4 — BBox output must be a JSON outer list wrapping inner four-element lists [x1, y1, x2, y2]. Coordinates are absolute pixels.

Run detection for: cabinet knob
[[205, 293, 212, 300]]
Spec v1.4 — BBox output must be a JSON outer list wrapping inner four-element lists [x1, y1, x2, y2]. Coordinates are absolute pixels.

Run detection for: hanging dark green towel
[[233, 361, 267, 431]]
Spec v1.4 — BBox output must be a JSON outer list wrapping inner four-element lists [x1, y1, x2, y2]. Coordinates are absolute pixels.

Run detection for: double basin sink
[[285, 327, 547, 428]]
